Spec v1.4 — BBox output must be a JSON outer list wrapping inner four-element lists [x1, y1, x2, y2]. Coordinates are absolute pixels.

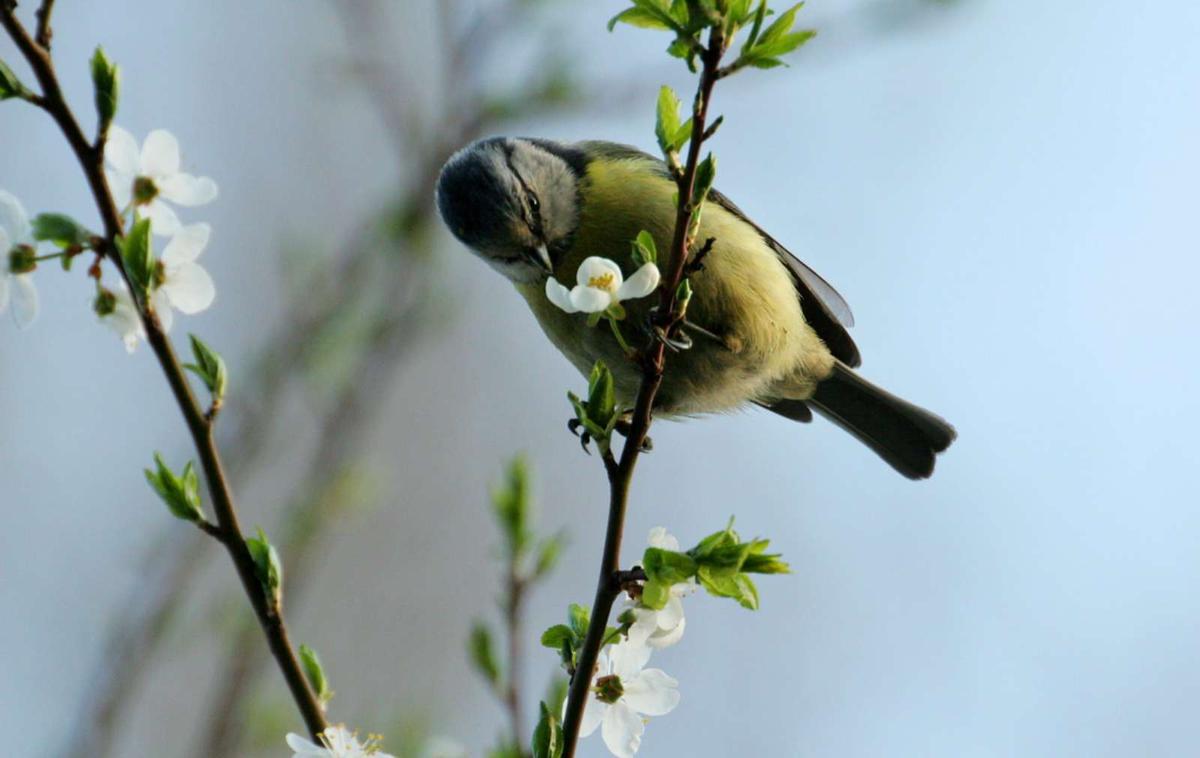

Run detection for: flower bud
[[7, 244, 36, 275]]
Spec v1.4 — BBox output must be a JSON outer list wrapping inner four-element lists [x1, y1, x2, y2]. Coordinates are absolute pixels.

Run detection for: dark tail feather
[[808, 362, 956, 480]]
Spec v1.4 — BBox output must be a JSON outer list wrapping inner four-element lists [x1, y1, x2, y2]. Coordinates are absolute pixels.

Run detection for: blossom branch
[[558, 23, 729, 758], [0, 6, 329, 741]]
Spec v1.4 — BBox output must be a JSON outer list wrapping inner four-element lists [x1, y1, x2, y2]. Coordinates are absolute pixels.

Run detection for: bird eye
[[528, 192, 541, 212]]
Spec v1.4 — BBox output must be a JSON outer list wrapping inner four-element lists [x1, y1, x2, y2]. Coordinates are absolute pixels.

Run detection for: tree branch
[[559, 25, 728, 758], [0, 7, 329, 741], [34, 0, 54, 48]]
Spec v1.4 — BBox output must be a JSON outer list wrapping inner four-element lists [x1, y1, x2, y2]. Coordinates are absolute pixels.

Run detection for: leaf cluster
[[567, 361, 620, 455], [144, 452, 202, 523], [641, 519, 790, 611]]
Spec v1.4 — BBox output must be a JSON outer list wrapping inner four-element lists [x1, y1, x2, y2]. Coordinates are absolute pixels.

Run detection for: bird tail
[[807, 362, 956, 480]]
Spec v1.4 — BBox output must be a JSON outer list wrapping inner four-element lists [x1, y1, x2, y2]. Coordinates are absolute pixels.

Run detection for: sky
[[3, 1, 1200, 756]]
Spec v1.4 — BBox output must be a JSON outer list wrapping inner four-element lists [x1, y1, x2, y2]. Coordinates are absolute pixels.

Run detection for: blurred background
[[3, 1, 1200, 756]]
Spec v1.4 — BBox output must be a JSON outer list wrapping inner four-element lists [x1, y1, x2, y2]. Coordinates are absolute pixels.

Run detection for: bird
[[435, 137, 955, 478]]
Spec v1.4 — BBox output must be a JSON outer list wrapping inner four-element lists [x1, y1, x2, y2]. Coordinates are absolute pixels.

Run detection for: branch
[[0, 8, 329, 741], [34, 0, 54, 47], [558, 24, 729, 758]]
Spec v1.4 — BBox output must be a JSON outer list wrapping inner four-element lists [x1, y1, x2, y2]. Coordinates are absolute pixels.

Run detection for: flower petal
[[141, 129, 181, 177], [152, 288, 174, 333], [647, 616, 685, 649], [162, 223, 210, 264], [568, 285, 612, 314], [609, 639, 652, 680], [623, 669, 681, 716], [575, 256, 623, 288], [0, 277, 9, 315], [545, 277, 579, 313], [11, 274, 38, 328], [159, 173, 218, 206], [601, 702, 645, 758], [658, 594, 684, 630], [105, 125, 142, 175], [616, 263, 661, 302], [142, 201, 181, 236], [579, 696, 606, 738], [284, 732, 328, 757], [162, 262, 215, 315], [647, 527, 679, 552], [0, 189, 31, 244]]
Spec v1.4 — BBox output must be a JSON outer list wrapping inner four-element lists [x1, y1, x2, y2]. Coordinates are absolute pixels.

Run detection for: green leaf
[[144, 453, 203, 522], [758, 1, 805, 46], [0, 58, 29, 101], [568, 603, 590, 639], [698, 565, 760, 609], [608, 7, 673, 32], [535, 534, 565, 578], [298, 644, 331, 703], [245, 527, 283, 602], [90, 46, 120, 133], [640, 578, 671, 610], [31, 213, 91, 249], [654, 85, 684, 155], [631, 230, 658, 267], [694, 153, 717, 204], [540, 624, 575, 649], [585, 361, 616, 430], [185, 334, 228, 404], [531, 701, 563, 758], [643, 546, 698, 585], [741, 0, 771, 52], [469, 622, 501, 687], [492, 456, 531, 557], [117, 218, 154, 295]]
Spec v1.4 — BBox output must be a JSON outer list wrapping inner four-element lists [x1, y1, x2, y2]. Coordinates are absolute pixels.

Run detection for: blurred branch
[[0, 3, 329, 743], [58, 1, 604, 756]]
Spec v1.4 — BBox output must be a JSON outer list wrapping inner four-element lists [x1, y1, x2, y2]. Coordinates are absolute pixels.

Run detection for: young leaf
[[246, 527, 283, 603], [469, 622, 501, 687], [694, 153, 718, 204], [31, 213, 91, 249], [144, 453, 203, 522], [608, 7, 673, 32], [586, 361, 616, 431], [492, 456, 531, 557], [643, 546, 698, 585], [0, 59, 29, 101], [531, 701, 563, 758], [90, 46, 120, 134], [655, 85, 684, 155], [117, 218, 155, 295], [298, 644, 332, 704], [631, 229, 659, 267], [185, 334, 228, 404], [568, 603, 590, 639], [540, 624, 575, 649], [757, 1, 805, 47]]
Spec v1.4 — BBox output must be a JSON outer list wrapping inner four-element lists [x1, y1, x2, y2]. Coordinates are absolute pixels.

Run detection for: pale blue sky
[[3, 1, 1199, 756]]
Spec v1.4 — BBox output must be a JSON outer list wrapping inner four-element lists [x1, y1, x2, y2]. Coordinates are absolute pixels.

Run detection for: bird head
[[436, 137, 583, 283]]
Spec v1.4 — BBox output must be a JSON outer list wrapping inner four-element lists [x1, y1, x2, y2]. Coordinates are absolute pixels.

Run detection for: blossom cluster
[[0, 126, 217, 352], [573, 528, 692, 758]]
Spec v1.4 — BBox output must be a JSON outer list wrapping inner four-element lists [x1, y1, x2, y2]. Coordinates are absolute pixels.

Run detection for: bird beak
[[527, 244, 553, 275]]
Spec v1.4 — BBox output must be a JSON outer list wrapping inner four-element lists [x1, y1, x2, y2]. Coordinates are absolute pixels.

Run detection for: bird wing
[[574, 141, 861, 367], [707, 189, 861, 367]]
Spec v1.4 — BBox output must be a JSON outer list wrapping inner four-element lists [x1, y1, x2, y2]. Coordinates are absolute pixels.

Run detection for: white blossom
[[285, 724, 396, 758], [0, 188, 39, 327], [569, 638, 680, 758], [626, 527, 696, 649], [99, 285, 146, 353], [149, 222, 216, 331], [105, 126, 217, 236], [545, 256, 660, 314]]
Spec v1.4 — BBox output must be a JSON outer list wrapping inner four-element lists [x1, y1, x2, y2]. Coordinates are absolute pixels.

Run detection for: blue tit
[[435, 137, 955, 478]]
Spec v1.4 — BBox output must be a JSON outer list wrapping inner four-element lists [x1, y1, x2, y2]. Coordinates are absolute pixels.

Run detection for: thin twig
[[0, 7, 329, 741], [558, 25, 729, 758], [34, 0, 54, 48]]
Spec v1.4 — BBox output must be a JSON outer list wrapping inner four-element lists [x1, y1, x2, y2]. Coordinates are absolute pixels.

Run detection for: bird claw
[[567, 418, 593, 455], [613, 418, 653, 453], [643, 308, 693, 353]]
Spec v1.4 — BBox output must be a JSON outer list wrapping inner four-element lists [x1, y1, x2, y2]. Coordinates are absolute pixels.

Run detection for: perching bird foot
[[614, 418, 653, 453]]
